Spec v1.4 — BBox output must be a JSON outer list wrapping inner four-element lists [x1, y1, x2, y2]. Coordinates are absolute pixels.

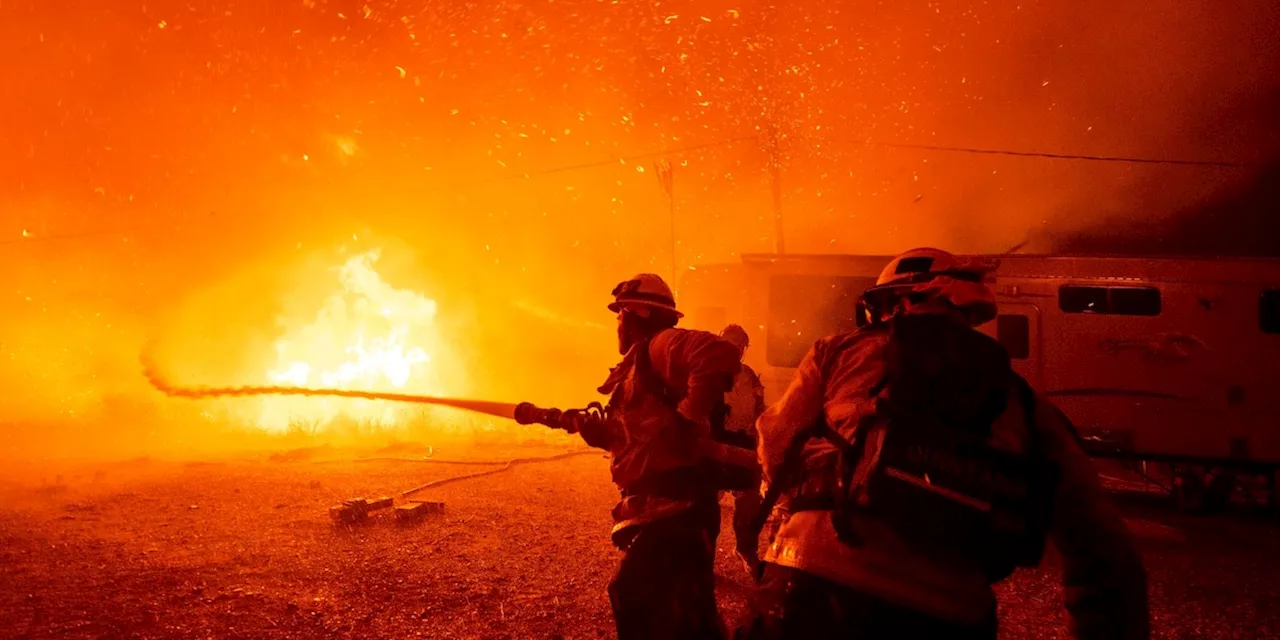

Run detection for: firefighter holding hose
[[517, 273, 756, 640]]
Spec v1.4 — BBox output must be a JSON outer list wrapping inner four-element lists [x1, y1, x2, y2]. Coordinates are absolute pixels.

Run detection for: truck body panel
[[678, 253, 1280, 467]]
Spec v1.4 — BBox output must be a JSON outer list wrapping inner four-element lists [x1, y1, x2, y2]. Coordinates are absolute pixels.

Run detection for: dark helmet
[[608, 273, 683, 318]]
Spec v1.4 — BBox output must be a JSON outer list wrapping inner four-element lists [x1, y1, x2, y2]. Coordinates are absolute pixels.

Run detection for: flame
[[257, 250, 443, 433]]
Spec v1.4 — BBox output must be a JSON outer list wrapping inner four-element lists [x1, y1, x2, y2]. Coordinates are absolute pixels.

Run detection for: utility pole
[[654, 159, 676, 282], [766, 123, 786, 254]]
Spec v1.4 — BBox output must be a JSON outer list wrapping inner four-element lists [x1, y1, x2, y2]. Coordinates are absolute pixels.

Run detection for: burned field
[[1, 444, 1277, 640]]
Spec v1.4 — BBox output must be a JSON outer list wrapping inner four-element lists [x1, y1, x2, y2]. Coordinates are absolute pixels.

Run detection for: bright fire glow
[[257, 250, 443, 433]]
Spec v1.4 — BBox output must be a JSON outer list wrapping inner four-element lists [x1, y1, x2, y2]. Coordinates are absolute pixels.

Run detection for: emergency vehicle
[[679, 253, 1280, 510]]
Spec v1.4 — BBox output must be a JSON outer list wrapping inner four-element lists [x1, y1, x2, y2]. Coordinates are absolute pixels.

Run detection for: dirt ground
[[1, 443, 1277, 639]]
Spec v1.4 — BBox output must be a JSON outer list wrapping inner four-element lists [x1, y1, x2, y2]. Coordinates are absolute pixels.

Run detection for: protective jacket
[[723, 364, 766, 443], [757, 327, 1149, 639], [592, 327, 744, 538]]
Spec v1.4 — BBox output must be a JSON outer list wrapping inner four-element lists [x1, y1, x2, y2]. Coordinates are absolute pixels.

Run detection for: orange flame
[[257, 250, 445, 432]]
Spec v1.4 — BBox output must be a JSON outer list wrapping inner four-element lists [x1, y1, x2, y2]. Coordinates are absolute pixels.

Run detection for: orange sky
[[2, 0, 1277, 456]]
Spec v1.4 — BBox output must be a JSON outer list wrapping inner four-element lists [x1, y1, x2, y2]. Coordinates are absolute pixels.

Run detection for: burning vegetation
[[258, 250, 446, 433]]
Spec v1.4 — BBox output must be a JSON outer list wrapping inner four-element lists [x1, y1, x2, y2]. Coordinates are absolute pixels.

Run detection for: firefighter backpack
[[824, 314, 1060, 581]]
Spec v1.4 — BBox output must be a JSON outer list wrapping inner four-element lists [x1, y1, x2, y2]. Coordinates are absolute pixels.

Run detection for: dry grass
[[0, 443, 1277, 639]]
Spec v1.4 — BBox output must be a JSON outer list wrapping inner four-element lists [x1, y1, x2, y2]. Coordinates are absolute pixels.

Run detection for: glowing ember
[[257, 250, 443, 433]]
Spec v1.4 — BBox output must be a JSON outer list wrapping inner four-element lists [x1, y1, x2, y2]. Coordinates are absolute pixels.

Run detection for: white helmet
[[860, 248, 999, 326], [608, 273, 683, 318]]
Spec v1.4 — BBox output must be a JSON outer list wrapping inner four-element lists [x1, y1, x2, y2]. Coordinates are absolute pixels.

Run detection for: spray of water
[[140, 352, 519, 421]]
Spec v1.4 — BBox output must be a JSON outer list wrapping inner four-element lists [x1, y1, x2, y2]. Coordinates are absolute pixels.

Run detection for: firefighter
[[737, 249, 1149, 639], [590, 273, 749, 640], [717, 324, 769, 577], [718, 325, 766, 442]]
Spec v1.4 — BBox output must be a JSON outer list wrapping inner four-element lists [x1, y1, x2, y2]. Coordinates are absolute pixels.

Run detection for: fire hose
[[143, 355, 771, 574], [142, 357, 526, 420], [141, 355, 604, 493], [396, 451, 602, 498]]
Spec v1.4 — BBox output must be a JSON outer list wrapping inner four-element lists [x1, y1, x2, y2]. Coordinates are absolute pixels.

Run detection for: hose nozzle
[[514, 402, 563, 427]]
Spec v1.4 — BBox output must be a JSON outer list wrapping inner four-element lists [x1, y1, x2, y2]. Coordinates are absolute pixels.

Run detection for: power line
[[878, 141, 1265, 168]]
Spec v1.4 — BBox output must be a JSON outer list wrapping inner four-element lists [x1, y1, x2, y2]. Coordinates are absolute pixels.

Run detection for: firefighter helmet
[[860, 248, 999, 326], [608, 273, 683, 317], [719, 324, 750, 352]]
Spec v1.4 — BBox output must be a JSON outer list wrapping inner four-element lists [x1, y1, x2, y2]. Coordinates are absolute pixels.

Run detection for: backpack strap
[[1012, 373, 1082, 457], [822, 385, 890, 547], [631, 335, 682, 410], [747, 331, 887, 552], [1000, 374, 1064, 575]]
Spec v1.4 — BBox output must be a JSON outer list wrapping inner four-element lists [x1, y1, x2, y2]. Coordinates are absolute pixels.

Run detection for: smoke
[[751, 0, 1280, 254], [1056, 162, 1280, 256], [2, 0, 1277, 458]]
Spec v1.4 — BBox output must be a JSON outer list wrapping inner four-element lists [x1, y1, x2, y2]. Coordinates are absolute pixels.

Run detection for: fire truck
[[678, 253, 1280, 511]]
